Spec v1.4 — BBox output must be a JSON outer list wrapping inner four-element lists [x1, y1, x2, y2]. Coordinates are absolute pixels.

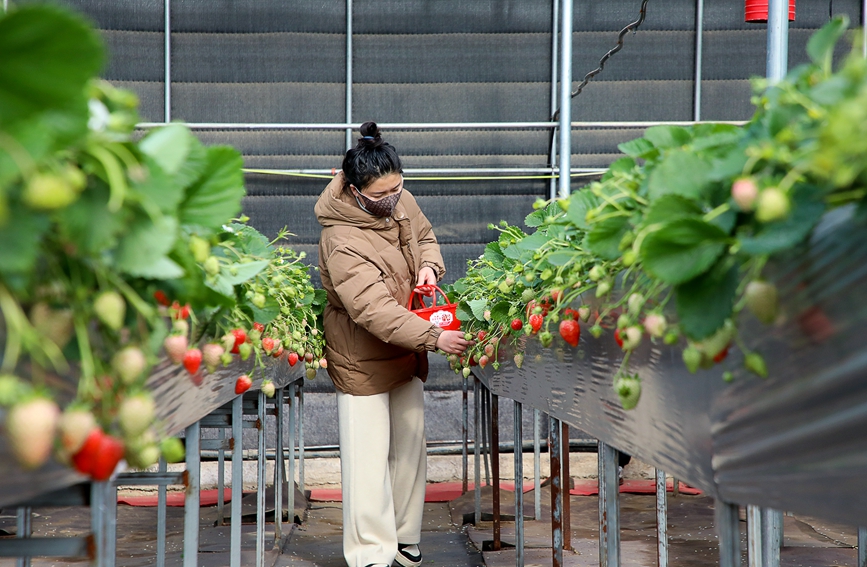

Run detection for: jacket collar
[[315, 172, 409, 230]]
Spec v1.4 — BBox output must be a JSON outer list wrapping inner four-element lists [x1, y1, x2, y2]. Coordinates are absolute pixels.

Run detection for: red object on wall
[[745, 0, 796, 23]]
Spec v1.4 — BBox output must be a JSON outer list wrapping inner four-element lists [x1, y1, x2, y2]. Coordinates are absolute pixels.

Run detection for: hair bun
[[358, 121, 384, 148]]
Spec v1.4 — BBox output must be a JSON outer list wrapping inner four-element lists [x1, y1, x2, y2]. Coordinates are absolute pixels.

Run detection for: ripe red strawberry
[[202, 343, 224, 373], [479, 355, 489, 368], [112, 346, 147, 384], [164, 335, 188, 364], [252, 322, 265, 332], [287, 352, 299, 366], [477, 331, 487, 341], [469, 355, 478, 367], [118, 394, 155, 437], [153, 290, 170, 306], [272, 344, 284, 358], [713, 345, 730, 364], [261, 380, 276, 398], [183, 348, 202, 374], [529, 313, 543, 334], [6, 397, 60, 469], [58, 408, 97, 455], [235, 375, 252, 394], [72, 429, 125, 481], [559, 319, 580, 347], [510, 318, 523, 331], [72, 429, 104, 475], [484, 343, 495, 357], [262, 337, 276, 354], [171, 301, 190, 320], [230, 328, 247, 354], [614, 328, 624, 348], [550, 288, 563, 303]]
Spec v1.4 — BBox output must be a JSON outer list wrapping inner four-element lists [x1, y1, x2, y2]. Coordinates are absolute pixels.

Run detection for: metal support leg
[[157, 458, 167, 567], [549, 417, 563, 567], [462, 373, 469, 495], [288, 382, 296, 523], [761, 508, 782, 567], [16, 506, 31, 567], [534, 409, 541, 521], [275, 387, 285, 543], [598, 442, 620, 567], [217, 429, 226, 524], [298, 382, 305, 495], [492, 393, 501, 551], [106, 482, 117, 567], [514, 401, 524, 567], [91, 482, 109, 567], [858, 526, 867, 567], [656, 469, 668, 567], [231, 396, 243, 567], [482, 386, 491, 486], [562, 422, 571, 551], [715, 500, 742, 567], [256, 391, 266, 567], [474, 377, 481, 525], [747, 505, 762, 567], [184, 421, 201, 567]]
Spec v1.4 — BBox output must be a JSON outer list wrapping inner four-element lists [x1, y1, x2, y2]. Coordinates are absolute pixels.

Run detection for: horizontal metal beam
[[113, 472, 186, 486], [0, 537, 92, 558], [243, 167, 608, 178], [137, 120, 747, 131]]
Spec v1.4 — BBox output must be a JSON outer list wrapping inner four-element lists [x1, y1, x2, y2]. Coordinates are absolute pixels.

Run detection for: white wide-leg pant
[[337, 377, 427, 567]]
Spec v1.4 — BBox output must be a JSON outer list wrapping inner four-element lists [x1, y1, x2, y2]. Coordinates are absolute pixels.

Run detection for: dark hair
[[341, 121, 403, 193]]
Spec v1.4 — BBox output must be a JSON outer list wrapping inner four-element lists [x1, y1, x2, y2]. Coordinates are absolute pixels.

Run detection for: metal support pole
[[548, 0, 561, 200], [107, 483, 118, 567], [16, 507, 31, 567], [184, 421, 201, 567], [715, 500, 742, 567], [298, 382, 305, 495], [598, 442, 620, 567], [491, 393, 501, 551], [482, 386, 491, 486], [230, 396, 243, 567], [534, 410, 542, 520], [693, 0, 705, 121], [217, 429, 225, 525], [462, 374, 469, 494], [562, 422, 571, 551], [656, 469, 668, 567], [557, 0, 574, 199], [288, 382, 297, 523], [157, 458, 167, 567], [275, 387, 285, 542], [858, 526, 867, 567], [514, 401, 524, 567], [766, 0, 790, 83], [164, 0, 171, 122], [761, 508, 782, 567], [747, 505, 762, 567], [474, 377, 482, 525], [256, 391, 266, 567], [345, 0, 353, 150], [91, 482, 110, 567], [549, 417, 563, 567]]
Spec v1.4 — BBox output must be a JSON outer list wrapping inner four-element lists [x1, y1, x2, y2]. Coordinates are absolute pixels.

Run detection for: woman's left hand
[[416, 267, 437, 296]]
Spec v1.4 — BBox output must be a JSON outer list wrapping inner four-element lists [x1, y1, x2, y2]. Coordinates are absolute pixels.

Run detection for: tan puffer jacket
[[315, 172, 446, 395]]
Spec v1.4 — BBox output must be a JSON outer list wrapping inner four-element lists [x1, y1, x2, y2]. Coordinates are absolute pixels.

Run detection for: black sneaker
[[395, 544, 422, 567]]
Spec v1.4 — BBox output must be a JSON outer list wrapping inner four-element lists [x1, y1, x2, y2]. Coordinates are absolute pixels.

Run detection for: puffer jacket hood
[[315, 172, 447, 396]]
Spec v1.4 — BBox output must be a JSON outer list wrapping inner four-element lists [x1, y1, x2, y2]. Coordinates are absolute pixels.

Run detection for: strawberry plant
[[446, 16, 867, 410], [0, 4, 324, 474]]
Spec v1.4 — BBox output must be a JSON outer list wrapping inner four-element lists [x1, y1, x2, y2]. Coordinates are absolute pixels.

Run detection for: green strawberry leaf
[[178, 146, 245, 233], [585, 215, 630, 261], [617, 137, 657, 159], [545, 251, 577, 267], [468, 298, 488, 321], [490, 301, 512, 324], [676, 258, 738, 340], [0, 203, 50, 274], [456, 301, 474, 322], [115, 215, 180, 278], [640, 218, 729, 285], [56, 183, 129, 255], [643, 125, 692, 149], [640, 194, 702, 227], [647, 150, 712, 202], [565, 190, 601, 230], [138, 123, 192, 175], [248, 294, 280, 325], [484, 242, 505, 266], [219, 260, 269, 285], [806, 15, 848, 70]]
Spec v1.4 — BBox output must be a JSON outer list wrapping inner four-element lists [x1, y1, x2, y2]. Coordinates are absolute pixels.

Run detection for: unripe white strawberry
[[118, 394, 155, 438], [643, 313, 667, 338], [744, 281, 778, 324], [621, 326, 643, 350], [94, 290, 126, 331], [202, 343, 224, 373], [261, 380, 276, 398], [29, 302, 74, 349], [164, 335, 188, 364], [731, 178, 758, 211], [627, 293, 644, 316], [755, 187, 790, 223], [112, 346, 147, 384], [6, 397, 60, 469], [58, 408, 97, 455]]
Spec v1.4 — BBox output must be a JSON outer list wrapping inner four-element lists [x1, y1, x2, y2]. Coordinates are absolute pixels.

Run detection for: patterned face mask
[[354, 186, 403, 218]]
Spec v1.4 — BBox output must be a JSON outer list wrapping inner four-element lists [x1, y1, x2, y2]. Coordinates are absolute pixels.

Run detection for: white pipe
[[557, 0, 574, 199], [766, 0, 789, 83], [548, 0, 560, 200], [136, 120, 745, 130], [345, 0, 353, 150], [164, 0, 171, 123], [693, 0, 704, 121]]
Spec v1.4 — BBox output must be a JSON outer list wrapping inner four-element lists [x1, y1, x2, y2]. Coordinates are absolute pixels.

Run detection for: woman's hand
[[436, 330, 472, 355], [415, 266, 437, 296]]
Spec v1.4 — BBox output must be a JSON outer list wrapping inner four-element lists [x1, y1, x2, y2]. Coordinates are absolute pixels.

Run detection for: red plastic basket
[[407, 285, 461, 331], [745, 0, 795, 23]]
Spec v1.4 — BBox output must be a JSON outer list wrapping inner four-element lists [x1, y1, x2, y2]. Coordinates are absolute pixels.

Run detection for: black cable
[[546, 0, 650, 184]]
